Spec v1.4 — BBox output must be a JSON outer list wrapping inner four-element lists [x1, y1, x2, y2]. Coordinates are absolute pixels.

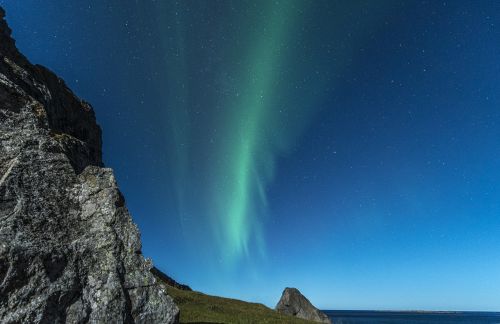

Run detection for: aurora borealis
[[4, 0, 500, 311], [156, 1, 389, 266], [160, 1, 310, 264]]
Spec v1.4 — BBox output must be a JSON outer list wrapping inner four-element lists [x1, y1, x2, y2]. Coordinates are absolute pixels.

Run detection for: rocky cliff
[[276, 288, 331, 323], [0, 7, 179, 323]]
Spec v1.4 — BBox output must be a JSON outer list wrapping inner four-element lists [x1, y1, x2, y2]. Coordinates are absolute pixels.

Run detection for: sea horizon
[[323, 309, 500, 313], [323, 310, 500, 324]]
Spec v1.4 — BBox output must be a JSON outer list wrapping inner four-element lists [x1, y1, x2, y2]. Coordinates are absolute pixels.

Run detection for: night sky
[[2, 0, 500, 311]]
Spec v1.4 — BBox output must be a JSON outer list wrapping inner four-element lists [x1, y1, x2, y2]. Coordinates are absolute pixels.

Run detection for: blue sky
[[2, 0, 499, 310]]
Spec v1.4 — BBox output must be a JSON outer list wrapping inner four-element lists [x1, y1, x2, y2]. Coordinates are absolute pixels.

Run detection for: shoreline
[[322, 310, 500, 314]]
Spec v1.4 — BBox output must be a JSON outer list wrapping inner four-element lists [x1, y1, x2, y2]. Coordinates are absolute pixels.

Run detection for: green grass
[[163, 285, 316, 324]]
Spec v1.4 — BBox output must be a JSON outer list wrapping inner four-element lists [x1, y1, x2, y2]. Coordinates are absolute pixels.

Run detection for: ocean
[[324, 310, 500, 324]]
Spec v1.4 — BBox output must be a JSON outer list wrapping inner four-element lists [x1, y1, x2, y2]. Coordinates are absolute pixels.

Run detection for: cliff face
[[0, 7, 179, 323]]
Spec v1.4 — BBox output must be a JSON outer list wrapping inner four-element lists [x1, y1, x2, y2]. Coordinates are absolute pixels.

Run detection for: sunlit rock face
[[0, 6, 178, 323], [276, 288, 331, 324]]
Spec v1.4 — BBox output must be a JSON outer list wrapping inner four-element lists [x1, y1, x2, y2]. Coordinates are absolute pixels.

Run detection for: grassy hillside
[[162, 284, 316, 324]]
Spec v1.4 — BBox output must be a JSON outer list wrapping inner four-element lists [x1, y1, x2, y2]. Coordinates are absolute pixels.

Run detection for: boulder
[[275, 288, 331, 323]]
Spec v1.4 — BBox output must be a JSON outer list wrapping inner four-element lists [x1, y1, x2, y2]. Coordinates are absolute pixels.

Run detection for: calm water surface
[[324, 311, 500, 324]]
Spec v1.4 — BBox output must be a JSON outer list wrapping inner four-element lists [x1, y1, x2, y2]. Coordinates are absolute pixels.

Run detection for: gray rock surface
[[0, 6, 179, 323], [275, 288, 331, 323]]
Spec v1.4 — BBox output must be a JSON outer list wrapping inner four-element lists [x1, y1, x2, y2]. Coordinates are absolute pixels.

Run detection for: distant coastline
[[323, 310, 500, 324], [323, 310, 500, 314]]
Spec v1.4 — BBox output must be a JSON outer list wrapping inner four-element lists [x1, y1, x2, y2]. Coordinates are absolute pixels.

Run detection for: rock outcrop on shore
[[276, 288, 331, 323], [0, 6, 179, 323]]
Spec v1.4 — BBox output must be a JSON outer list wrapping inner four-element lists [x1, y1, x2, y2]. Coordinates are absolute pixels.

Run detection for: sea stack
[[0, 6, 178, 323], [275, 287, 331, 324]]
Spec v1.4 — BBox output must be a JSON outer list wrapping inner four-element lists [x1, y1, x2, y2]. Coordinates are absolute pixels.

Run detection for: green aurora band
[[210, 2, 302, 262], [151, 1, 392, 267]]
